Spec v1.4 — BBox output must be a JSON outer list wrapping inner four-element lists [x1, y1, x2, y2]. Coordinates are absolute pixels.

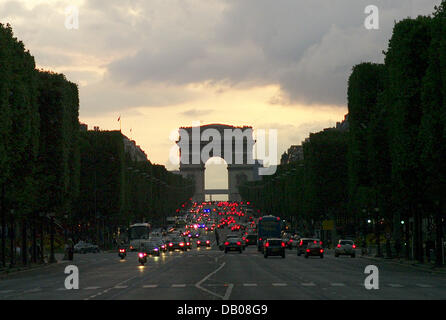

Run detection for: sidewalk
[[359, 253, 446, 274], [0, 253, 70, 278]]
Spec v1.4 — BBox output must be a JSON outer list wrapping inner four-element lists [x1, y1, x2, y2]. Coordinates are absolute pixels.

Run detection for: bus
[[257, 215, 282, 251], [128, 223, 151, 251]]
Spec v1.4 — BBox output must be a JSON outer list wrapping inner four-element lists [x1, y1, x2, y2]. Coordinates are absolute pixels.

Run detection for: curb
[[0, 261, 63, 279], [359, 255, 446, 274]]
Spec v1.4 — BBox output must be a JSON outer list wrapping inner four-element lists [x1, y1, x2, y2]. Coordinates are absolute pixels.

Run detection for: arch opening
[[204, 157, 228, 201]]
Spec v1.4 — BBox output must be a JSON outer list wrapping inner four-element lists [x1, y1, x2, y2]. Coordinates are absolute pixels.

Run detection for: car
[[263, 238, 286, 258], [245, 233, 257, 246], [225, 234, 245, 249], [185, 239, 192, 250], [196, 237, 211, 247], [297, 238, 321, 256], [74, 241, 99, 254], [167, 237, 187, 251], [141, 241, 161, 256], [335, 239, 356, 258], [224, 238, 243, 253], [158, 239, 168, 252], [288, 235, 300, 249], [281, 234, 292, 249], [304, 242, 324, 258]]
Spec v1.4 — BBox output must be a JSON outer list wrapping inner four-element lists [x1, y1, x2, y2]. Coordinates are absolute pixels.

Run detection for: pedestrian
[[215, 229, 219, 246], [395, 239, 401, 258]]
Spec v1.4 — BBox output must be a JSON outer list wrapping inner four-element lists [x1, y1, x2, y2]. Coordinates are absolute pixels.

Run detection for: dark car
[[263, 238, 285, 258], [281, 234, 293, 249], [142, 241, 161, 256], [335, 239, 356, 258], [167, 237, 187, 251], [297, 238, 321, 256], [224, 237, 243, 253], [196, 237, 211, 247], [245, 233, 257, 246], [305, 242, 324, 258]]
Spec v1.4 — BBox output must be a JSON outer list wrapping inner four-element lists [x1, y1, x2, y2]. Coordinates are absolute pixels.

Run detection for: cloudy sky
[[0, 0, 441, 192]]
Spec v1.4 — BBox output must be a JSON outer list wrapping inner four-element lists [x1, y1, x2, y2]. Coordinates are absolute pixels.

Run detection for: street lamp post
[[49, 213, 56, 263], [9, 209, 15, 268], [375, 207, 383, 257]]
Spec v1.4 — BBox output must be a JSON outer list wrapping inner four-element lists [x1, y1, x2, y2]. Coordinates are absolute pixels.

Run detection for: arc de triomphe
[[176, 124, 258, 202]]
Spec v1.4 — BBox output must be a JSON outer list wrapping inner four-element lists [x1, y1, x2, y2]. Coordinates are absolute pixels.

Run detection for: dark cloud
[[1, 0, 442, 111], [103, 0, 441, 106]]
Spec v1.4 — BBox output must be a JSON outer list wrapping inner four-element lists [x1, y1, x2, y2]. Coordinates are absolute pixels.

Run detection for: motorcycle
[[138, 252, 147, 265], [118, 248, 126, 259]]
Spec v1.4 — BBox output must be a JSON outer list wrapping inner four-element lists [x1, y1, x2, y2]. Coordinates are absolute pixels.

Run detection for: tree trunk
[[9, 216, 14, 267], [21, 219, 27, 266], [1, 184, 5, 268], [32, 213, 37, 263]]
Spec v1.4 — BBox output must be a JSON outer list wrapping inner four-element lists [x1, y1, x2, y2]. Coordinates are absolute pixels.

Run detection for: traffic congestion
[[115, 201, 359, 266]]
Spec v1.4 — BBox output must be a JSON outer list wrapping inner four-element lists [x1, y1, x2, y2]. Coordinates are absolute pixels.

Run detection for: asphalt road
[[0, 230, 445, 300]]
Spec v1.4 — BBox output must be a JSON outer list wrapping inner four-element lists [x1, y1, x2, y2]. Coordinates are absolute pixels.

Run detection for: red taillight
[[119, 249, 125, 253], [197, 241, 201, 244], [306, 249, 310, 252], [259, 238, 262, 241], [246, 239, 249, 242], [186, 242, 190, 246], [320, 249, 324, 253], [237, 241, 241, 246], [352, 244, 356, 249], [281, 242, 285, 247], [289, 239, 293, 242], [224, 242, 229, 246], [299, 240, 303, 246], [139, 252, 146, 258], [169, 243, 173, 246], [314, 240, 317, 244], [206, 240, 210, 244], [265, 242, 269, 247], [337, 244, 341, 248]]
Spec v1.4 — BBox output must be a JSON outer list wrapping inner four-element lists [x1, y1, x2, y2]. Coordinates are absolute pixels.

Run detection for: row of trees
[[239, 129, 349, 239], [0, 23, 194, 268], [240, 3, 446, 264], [77, 130, 194, 246]]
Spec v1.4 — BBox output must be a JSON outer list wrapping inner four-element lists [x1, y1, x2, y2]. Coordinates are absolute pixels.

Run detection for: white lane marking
[[223, 284, 234, 300], [143, 284, 158, 288], [331, 283, 345, 287], [84, 286, 101, 290], [0, 290, 15, 294], [243, 283, 258, 287], [301, 282, 316, 287], [416, 284, 433, 288], [388, 284, 404, 288], [171, 284, 186, 288], [272, 283, 287, 287], [24, 288, 42, 293], [114, 285, 128, 289], [195, 262, 226, 300]]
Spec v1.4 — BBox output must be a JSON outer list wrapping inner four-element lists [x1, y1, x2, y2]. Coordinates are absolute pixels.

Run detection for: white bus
[[128, 223, 151, 251]]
